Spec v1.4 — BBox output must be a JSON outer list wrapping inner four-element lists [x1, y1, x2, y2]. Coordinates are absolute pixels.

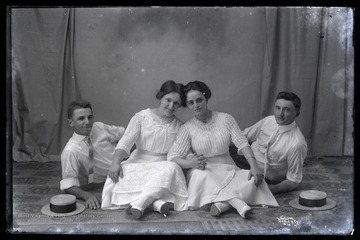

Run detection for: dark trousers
[[230, 153, 251, 170], [231, 152, 282, 185]]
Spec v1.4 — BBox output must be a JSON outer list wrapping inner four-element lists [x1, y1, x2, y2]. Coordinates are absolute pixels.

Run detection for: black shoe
[[159, 202, 171, 216], [210, 204, 221, 217], [240, 206, 251, 219], [131, 207, 143, 220], [125, 205, 132, 215]]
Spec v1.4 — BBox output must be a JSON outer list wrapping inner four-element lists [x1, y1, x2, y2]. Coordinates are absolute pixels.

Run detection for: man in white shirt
[[61, 100, 125, 209], [231, 91, 307, 194]]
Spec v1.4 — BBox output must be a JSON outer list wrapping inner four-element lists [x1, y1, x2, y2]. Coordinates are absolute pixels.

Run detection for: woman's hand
[[186, 153, 207, 170], [108, 158, 123, 183], [248, 164, 264, 187], [241, 147, 264, 187], [108, 149, 128, 183]]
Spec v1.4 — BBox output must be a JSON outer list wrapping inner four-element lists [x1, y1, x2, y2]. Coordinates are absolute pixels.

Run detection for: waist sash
[[136, 148, 167, 157]]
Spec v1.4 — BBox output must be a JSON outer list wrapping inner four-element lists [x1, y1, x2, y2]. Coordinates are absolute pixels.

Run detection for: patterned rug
[[9, 157, 354, 235]]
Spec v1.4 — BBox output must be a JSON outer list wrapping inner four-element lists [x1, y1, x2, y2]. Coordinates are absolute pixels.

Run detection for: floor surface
[[9, 156, 354, 235]]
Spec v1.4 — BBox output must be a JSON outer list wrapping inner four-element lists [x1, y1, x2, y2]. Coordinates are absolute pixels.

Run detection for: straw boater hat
[[41, 194, 85, 217], [289, 190, 337, 211]]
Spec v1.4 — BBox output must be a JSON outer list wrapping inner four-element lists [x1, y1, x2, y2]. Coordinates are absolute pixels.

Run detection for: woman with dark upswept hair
[[102, 80, 188, 220], [168, 80, 279, 218]]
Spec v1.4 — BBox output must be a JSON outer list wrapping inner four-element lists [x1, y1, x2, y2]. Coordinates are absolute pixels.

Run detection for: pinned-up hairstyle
[[156, 80, 187, 107], [183, 80, 212, 101]]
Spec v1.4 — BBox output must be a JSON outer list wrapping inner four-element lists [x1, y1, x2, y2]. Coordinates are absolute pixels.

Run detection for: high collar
[[277, 120, 296, 134], [71, 132, 89, 142]]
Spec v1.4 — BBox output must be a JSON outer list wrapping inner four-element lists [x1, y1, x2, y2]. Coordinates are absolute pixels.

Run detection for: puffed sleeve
[[225, 114, 250, 152], [60, 149, 81, 190], [167, 124, 191, 161], [115, 112, 142, 155]]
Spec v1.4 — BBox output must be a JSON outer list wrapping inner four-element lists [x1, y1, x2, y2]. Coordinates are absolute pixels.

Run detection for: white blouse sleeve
[[225, 114, 250, 151], [115, 112, 142, 155], [167, 124, 191, 161]]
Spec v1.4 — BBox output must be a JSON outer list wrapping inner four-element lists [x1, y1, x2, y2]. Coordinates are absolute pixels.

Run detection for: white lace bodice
[[168, 112, 250, 160], [116, 108, 183, 155]]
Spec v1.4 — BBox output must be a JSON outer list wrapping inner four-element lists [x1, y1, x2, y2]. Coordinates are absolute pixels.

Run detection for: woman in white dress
[[167, 81, 279, 219], [101, 80, 188, 219]]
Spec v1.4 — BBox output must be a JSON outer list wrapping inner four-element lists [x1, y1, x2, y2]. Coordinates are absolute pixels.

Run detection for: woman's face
[[159, 92, 182, 117], [186, 90, 208, 118]]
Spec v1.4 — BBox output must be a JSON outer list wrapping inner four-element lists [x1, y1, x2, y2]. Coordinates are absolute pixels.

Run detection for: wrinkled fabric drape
[[311, 8, 354, 156], [10, 7, 353, 162], [11, 8, 81, 162], [261, 7, 353, 156]]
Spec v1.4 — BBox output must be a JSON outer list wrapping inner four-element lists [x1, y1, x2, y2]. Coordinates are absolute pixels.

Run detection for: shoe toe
[[210, 204, 221, 217], [125, 205, 132, 215], [131, 208, 143, 219], [160, 202, 171, 215], [240, 206, 251, 219]]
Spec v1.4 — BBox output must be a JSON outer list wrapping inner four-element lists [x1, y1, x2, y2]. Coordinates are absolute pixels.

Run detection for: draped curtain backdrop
[[9, 7, 354, 162]]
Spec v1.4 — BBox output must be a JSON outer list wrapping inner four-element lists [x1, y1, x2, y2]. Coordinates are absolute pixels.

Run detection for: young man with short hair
[[232, 91, 307, 194], [61, 100, 125, 209]]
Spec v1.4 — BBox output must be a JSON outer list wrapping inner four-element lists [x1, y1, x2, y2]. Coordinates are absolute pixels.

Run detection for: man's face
[[68, 108, 94, 136], [273, 99, 298, 126]]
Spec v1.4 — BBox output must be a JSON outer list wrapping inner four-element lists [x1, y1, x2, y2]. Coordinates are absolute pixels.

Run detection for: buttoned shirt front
[[60, 122, 125, 190], [243, 115, 307, 183]]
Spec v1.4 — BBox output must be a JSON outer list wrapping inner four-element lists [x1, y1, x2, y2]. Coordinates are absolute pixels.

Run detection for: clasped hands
[[187, 153, 207, 170]]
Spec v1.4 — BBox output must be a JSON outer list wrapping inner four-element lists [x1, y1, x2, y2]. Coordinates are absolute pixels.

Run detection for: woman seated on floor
[[167, 80, 279, 219], [101, 80, 189, 220]]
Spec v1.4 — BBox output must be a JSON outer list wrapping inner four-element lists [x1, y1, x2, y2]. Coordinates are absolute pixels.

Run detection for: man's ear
[[296, 111, 300, 117], [67, 118, 73, 127]]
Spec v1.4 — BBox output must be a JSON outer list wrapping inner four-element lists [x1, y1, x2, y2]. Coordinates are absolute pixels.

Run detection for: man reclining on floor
[[60, 100, 125, 209], [231, 91, 308, 194]]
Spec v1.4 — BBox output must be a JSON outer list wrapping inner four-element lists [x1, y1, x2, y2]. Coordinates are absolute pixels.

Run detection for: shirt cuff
[[236, 142, 251, 153], [60, 177, 80, 190], [287, 172, 302, 184]]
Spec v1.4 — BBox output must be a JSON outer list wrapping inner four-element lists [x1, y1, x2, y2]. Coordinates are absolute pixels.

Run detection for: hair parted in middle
[[156, 80, 187, 107], [183, 80, 212, 101]]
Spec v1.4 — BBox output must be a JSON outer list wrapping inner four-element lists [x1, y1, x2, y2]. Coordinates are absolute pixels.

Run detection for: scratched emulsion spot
[[277, 215, 299, 227], [328, 8, 353, 51], [113, 7, 229, 48], [330, 61, 354, 99], [327, 9, 354, 100]]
